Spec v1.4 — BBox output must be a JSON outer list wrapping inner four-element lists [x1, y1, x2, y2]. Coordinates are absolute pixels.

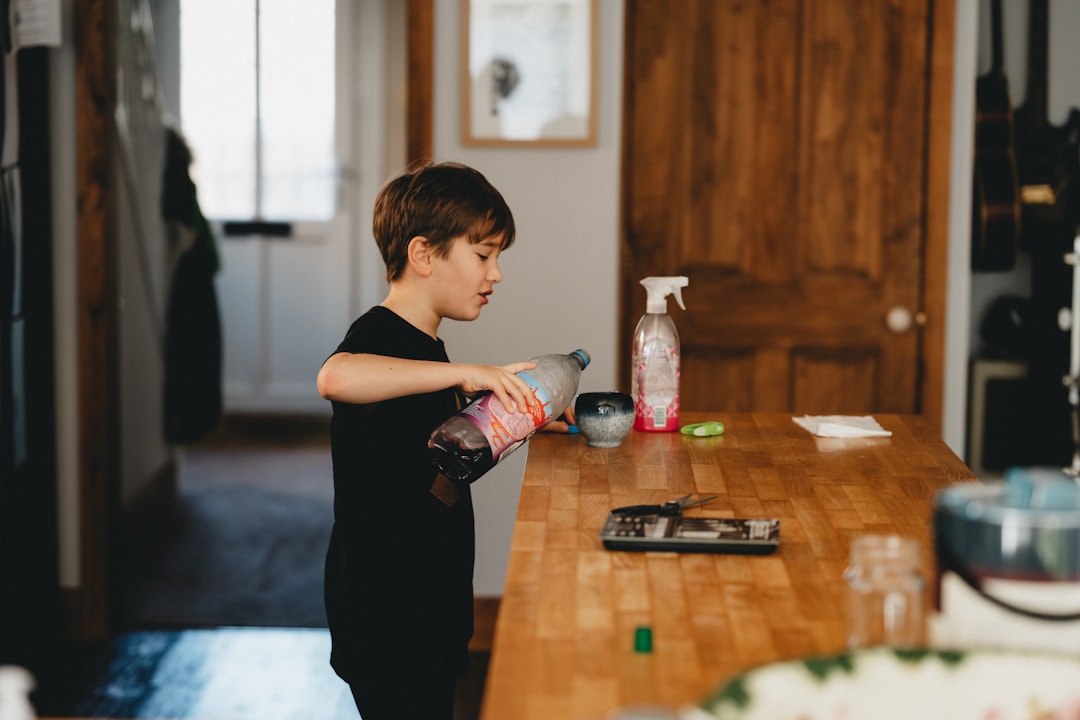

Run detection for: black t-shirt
[[324, 306, 474, 680]]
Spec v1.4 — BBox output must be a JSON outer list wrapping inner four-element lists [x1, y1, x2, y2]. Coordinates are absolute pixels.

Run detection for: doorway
[[178, 0, 387, 413], [112, 0, 402, 626]]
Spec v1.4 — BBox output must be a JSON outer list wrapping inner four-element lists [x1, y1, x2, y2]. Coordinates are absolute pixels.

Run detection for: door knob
[[885, 307, 925, 334]]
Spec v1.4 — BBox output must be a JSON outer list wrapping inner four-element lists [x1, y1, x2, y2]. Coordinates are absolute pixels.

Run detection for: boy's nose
[[488, 262, 503, 283]]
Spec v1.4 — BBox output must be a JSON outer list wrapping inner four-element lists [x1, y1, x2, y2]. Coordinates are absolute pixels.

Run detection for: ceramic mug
[[575, 392, 634, 448]]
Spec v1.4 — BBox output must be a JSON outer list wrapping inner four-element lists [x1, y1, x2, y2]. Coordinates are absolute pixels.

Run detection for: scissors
[[610, 494, 718, 517]]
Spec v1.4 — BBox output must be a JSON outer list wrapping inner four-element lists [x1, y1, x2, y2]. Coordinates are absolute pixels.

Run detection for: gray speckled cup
[[575, 392, 634, 448]]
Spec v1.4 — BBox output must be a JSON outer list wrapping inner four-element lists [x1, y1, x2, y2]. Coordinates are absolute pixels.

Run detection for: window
[[180, 0, 336, 222]]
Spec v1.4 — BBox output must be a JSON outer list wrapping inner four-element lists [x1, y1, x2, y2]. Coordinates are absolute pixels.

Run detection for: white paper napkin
[[792, 415, 892, 438]]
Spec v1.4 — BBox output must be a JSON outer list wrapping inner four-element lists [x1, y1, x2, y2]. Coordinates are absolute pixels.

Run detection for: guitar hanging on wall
[[1013, 0, 1080, 468], [1013, 0, 1080, 247], [971, 0, 1021, 272]]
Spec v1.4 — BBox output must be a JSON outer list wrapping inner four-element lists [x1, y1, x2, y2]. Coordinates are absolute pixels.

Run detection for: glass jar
[[844, 534, 925, 649]]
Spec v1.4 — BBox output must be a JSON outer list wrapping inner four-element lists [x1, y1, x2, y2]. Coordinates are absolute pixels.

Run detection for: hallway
[[119, 416, 334, 629]]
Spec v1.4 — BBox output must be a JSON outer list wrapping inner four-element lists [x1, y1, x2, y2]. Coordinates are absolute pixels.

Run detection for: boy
[[316, 162, 536, 718]]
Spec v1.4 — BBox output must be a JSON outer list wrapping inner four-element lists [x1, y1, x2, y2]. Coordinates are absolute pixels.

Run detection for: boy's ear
[[407, 235, 435, 277]]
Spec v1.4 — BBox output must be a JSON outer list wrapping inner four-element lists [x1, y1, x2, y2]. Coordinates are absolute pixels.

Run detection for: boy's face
[[431, 234, 506, 322]]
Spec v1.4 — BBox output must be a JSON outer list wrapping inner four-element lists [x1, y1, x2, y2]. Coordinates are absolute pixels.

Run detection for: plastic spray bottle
[[631, 277, 688, 432], [429, 349, 590, 483]]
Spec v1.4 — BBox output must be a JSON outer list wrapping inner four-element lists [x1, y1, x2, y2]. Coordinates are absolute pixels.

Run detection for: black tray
[[599, 513, 780, 554]]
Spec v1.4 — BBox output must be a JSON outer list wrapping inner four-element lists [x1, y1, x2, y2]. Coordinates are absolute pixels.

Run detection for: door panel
[[264, 224, 351, 408], [217, 238, 261, 401], [623, 0, 935, 415], [218, 221, 351, 413]]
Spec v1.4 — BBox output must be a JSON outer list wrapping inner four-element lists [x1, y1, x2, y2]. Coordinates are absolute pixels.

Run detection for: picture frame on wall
[[462, 0, 597, 147]]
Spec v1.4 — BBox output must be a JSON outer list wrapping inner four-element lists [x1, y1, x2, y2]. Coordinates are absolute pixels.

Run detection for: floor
[[30, 629, 489, 719], [26, 416, 489, 720]]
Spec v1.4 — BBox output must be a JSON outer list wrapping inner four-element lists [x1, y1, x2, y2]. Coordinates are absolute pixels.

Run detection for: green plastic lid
[[680, 421, 725, 437]]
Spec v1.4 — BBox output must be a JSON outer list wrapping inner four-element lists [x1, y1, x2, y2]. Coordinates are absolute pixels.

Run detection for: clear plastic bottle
[[429, 349, 590, 483], [631, 277, 688, 432]]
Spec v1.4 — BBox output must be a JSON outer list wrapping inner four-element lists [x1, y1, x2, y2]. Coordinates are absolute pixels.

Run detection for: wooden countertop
[[480, 412, 976, 720]]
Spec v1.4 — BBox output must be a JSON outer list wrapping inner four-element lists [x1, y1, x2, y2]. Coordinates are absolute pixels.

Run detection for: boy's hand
[[542, 405, 577, 433], [459, 362, 537, 414]]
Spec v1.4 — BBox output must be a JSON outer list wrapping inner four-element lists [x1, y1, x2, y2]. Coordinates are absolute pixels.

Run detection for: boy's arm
[[317, 352, 537, 412]]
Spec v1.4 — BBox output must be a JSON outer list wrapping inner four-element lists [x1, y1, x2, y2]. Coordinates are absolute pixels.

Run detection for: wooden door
[[621, 0, 954, 417]]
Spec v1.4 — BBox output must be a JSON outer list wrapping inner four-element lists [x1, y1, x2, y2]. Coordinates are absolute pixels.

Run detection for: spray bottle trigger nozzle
[[671, 286, 686, 311], [640, 276, 689, 313]]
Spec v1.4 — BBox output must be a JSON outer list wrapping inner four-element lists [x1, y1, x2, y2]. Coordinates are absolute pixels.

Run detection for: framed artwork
[[462, 0, 597, 147]]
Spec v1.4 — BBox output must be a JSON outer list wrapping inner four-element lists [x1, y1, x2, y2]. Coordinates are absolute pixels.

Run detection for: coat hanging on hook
[[162, 126, 222, 444]]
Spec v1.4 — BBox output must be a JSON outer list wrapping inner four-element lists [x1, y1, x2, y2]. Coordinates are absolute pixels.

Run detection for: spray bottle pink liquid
[[631, 276, 688, 432]]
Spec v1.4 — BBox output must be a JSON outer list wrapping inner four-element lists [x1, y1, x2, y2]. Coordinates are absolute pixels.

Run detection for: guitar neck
[[1023, 0, 1049, 128], [989, 0, 1004, 75]]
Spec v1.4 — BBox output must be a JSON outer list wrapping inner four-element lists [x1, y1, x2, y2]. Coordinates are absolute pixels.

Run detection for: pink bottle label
[[460, 373, 553, 462], [633, 393, 680, 432]]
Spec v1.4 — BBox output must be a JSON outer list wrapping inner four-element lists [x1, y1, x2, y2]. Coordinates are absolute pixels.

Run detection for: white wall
[[431, 0, 624, 595], [945, 0, 978, 457], [116, 0, 174, 507], [51, 0, 79, 588]]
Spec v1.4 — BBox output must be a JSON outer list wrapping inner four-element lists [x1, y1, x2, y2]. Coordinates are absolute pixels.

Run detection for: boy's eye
[[477, 253, 489, 261]]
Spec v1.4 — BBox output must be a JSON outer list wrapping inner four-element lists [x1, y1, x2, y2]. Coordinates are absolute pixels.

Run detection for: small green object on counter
[[680, 421, 724, 437], [634, 626, 653, 653]]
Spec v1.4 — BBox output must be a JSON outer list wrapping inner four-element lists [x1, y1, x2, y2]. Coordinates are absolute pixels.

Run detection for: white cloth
[[792, 415, 892, 438]]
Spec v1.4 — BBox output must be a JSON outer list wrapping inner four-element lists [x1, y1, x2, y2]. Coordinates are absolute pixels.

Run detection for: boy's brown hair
[[373, 162, 516, 282]]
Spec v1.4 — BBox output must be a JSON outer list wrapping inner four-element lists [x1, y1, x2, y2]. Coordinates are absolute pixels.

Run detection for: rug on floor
[[28, 628, 489, 720]]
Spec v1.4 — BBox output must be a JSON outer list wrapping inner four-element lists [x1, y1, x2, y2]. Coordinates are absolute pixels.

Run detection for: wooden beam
[[920, 0, 957, 433], [71, 0, 119, 640], [406, 0, 434, 166]]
